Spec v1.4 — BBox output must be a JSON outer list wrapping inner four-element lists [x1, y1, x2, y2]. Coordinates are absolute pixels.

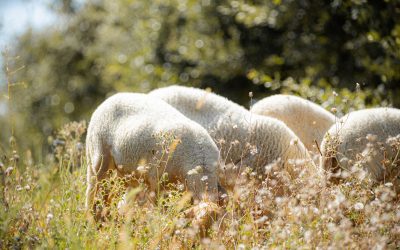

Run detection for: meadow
[[1, 0, 400, 248], [1, 108, 399, 249]]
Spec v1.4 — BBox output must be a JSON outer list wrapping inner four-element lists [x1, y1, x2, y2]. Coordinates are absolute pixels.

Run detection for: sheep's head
[[321, 132, 342, 183], [217, 163, 240, 192]]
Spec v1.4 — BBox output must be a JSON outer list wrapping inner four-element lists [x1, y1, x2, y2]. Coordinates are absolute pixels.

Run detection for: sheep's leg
[[85, 150, 114, 216], [85, 162, 96, 210], [145, 178, 157, 204], [184, 173, 221, 235], [145, 165, 164, 203]]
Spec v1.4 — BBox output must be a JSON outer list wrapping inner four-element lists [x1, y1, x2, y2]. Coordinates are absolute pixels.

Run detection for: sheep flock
[[86, 85, 400, 225]]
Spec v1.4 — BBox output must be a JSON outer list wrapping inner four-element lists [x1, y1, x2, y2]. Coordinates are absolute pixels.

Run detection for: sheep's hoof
[[183, 201, 222, 236]]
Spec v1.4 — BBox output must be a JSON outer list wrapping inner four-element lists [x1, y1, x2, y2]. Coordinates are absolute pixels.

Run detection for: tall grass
[[0, 119, 399, 249]]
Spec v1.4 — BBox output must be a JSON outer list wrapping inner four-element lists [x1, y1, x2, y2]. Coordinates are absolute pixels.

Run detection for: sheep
[[149, 85, 320, 190], [85, 93, 221, 213], [250, 94, 336, 157], [320, 107, 400, 190]]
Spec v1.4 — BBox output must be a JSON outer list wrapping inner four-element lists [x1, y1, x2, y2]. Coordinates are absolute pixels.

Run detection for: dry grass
[[0, 120, 399, 249]]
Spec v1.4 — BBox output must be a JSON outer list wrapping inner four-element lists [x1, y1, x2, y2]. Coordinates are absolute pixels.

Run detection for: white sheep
[[149, 86, 319, 190], [320, 107, 400, 188], [85, 93, 220, 211], [250, 94, 336, 156]]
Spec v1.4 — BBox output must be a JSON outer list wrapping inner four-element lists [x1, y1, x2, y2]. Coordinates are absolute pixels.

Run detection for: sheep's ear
[[322, 152, 336, 172]]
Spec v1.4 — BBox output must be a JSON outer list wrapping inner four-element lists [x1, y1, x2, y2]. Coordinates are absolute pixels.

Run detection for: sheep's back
[[149, 85, 249, 129], [251, 94, 336, 153], [321, 107, 400, 181], [87, 92, 219, 174]]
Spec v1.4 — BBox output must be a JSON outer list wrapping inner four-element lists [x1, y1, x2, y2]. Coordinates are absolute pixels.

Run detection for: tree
[[3, 0, 399, 157]]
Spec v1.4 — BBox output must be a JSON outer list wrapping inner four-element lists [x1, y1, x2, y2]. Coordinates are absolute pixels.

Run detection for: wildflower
[[137, 165, 148, 174], [238, 243, 246, 250], [187, 169, 198, 175], [185, 228, 197, 240], [195, 165, 203, 173], [304, 230, 313, 243], [231, 140, 240, 146], [249, 92, 253, 98], [233, 124, 238, 129], [218, 138, 226, 144], [195, 202, 209, 219], [117, 196, 127, 210], [275, 197, 284, 204], [340, 171, 350, 179], [5, 166, 13, 176], [254, 215, 268, 225], [199, 202, 209, 209], [250, 145, 258, 155], [177, 183, 185, 191], [201, 238, 211, 245], [201, 176, 208, 181], [330, 190, 345, 207], [176, 218, 187, 228], [265, 163, 276, 174], [354, 202, 364, 211], [331, 107, 337, 113], [333, 91, 338, 97], [46, 213, 54, 224]]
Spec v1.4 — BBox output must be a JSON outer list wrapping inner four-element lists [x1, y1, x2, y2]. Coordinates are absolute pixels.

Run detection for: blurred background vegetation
[[1, 0, 399, 160]]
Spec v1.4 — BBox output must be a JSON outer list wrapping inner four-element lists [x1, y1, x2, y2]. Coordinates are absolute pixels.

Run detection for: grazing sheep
[[85, 93, 220, 211], [321, 107, 400, 189], [149, 86, 319, 190], [251, 94, 336, 156]]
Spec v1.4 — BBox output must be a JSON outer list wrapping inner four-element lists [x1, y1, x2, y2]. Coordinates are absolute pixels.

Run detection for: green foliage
[[2, 0, 400, 155], [247, 71, 390, 115]]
